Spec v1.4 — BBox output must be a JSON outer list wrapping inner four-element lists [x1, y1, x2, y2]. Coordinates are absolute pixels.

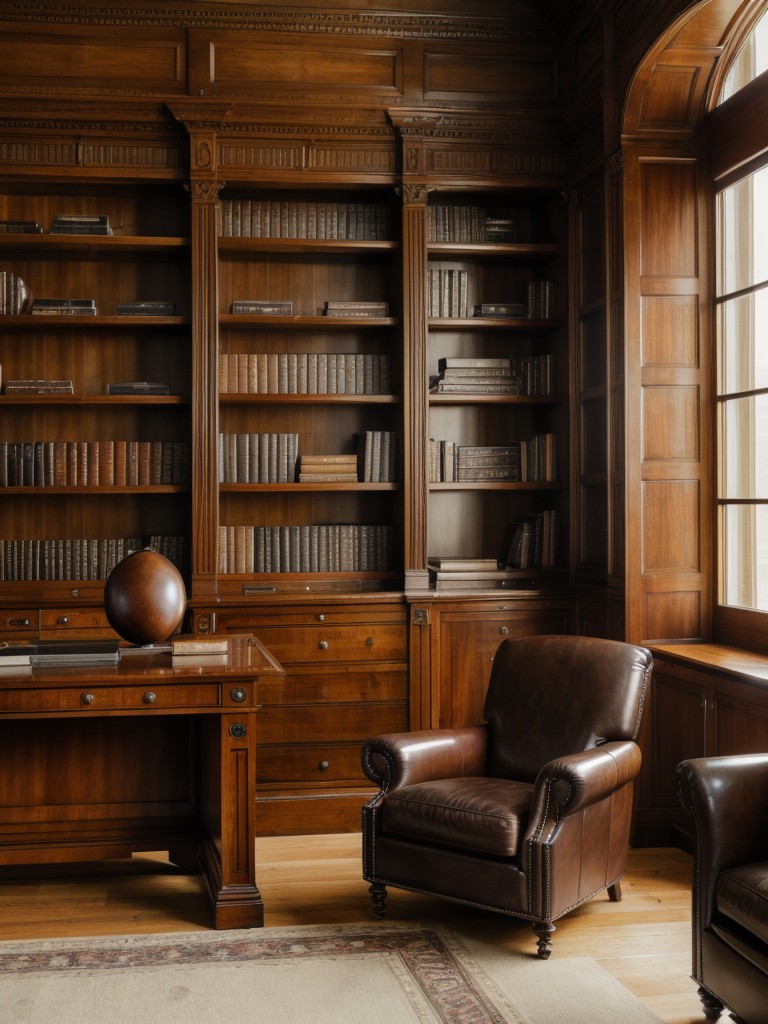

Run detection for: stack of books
[[171, 635, 229, 666], [322, 300, 389, 318], [472, 302, 527, 318], [431, 357, 522, 395], [298, 454, 358, 483], [5, 379, 74, 395], [232, 299, 293, 315], [483, 216, 517, 241], [51, 213, 113, 235], [427, 557, 522, 591], [0, 219, 42, 234], [116, 301, 176, 316], [32, 297, 97, 316]]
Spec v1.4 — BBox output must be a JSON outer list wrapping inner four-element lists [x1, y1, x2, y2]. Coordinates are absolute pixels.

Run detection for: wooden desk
[[0, 635, 284, 929]]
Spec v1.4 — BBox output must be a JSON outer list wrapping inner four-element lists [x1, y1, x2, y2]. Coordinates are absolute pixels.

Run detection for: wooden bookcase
[[0, 11, 576, 834], [0, 179, 191, 637]]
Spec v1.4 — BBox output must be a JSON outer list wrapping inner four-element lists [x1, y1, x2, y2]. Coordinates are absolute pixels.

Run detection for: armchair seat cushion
[[381, 776, 534, 858], [716, 861, 768, 946]]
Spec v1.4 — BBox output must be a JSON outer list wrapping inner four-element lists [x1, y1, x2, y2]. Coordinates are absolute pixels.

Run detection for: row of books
[[219, 432, 299, 484], [0, 271, 32, 315], [0, 215, 114, 236], [218, 200, 392, 240], [357, 430, 396, 483], [219, 523, 392, 574], [426, 205, 518, 243], [428, 433, 556, 482], [298, 454, 358, 482], [219, 352, 392, 395], [218, 430, 396, 484], [0, 440, 190, 487], [504, 510, 559, 569], [527, 280, 556, 319], [427, 267, 468, 318], [0, 535, 187, 582], [429, 355, 556, 396]]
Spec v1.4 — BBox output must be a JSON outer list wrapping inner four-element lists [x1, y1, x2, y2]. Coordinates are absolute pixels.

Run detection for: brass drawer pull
[[319, 640, 329, 650], [318, 760, 330, 772], [142, 691, 158, 704], [57, 616, 69, 625], [8, 618, 30, 628], [317, 613, 325, 622], [230, 687, 247, 703], [499, 626, 509, 635], [365, 637, 374, 647], [81, 692, 95, 705]]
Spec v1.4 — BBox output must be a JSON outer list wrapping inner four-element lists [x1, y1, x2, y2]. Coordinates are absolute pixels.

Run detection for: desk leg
[[199, 711, 263, 929]]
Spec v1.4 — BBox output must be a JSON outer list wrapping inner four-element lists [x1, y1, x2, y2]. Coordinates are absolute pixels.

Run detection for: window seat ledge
[[649, 642, 768, 686]]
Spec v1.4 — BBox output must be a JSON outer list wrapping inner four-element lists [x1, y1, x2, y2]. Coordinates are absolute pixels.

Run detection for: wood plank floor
[[0, 838, 705, 1024]]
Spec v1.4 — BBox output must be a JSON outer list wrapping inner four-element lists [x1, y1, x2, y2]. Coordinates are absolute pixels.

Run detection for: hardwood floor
[[0, 838, 704, 1024]]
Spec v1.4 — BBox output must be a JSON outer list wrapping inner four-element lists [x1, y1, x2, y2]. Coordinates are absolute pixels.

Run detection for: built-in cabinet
[[636, 645, 768, 848], [0, 8, 579, 834]]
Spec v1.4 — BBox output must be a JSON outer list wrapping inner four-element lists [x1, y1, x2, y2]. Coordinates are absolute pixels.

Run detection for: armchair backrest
[[483, 635, 653, 782]]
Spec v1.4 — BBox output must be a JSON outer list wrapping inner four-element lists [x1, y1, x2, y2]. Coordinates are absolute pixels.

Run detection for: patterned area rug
[[0, 921, 662, 1024]]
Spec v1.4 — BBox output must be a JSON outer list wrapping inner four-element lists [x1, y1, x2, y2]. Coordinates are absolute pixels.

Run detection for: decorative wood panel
[[642, 480, 700, 572], [423, 51, 557, 104], [642, 386, 700, 461], [641, 295, 700, 367], [645, 591, 701, 641], [0, 25, 186, 96]]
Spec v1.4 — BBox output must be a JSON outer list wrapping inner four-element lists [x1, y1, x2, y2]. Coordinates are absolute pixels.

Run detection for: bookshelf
[[0, 182, 191, 601], [212, 187, 403, 596], [423, 189, 568, 586]]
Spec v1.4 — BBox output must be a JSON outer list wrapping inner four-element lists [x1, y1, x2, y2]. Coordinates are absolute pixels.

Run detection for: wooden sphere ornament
[[104, 549, 186, 646]]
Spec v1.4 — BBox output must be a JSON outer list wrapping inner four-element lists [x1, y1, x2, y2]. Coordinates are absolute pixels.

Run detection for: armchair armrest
[[676, 754, 768, 928], [525, 740, 642, 842], [361, 727, 489, 793]]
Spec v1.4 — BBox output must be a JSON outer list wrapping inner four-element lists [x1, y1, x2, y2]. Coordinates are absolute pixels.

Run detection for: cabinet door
[[635, 660, 708, 846], [432, 602, 573, 728], [713, 682, 768, 755]]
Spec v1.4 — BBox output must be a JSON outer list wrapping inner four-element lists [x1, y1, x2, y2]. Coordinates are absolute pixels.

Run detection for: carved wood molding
[[0, 3, 557, 44]]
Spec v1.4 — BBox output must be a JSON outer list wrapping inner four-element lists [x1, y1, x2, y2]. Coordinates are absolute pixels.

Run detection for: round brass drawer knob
[[230, 687, 247, 703], [229, 723, 247, 739], [318, 760, 330, 772], [319, 640, 329, 650], [143, 691, 158, 704], [365, 636, 374, 646], [499, 626, 509, 635], [81, 692, 95, 705]]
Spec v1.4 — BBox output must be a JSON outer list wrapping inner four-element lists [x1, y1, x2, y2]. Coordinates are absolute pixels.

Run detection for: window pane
[[721, 503, 768, 611], [718, 165, 768, 294], [720, 8, 768, 103], [721, 394, 768, 498], [718, 286, 768, 394]]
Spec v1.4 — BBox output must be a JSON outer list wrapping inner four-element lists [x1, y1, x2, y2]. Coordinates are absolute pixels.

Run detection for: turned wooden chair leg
[[697, 985, 724, 1021], [607, 880, 622, 901], [533, 921, 555, 959], [369, 882, 388, 919]]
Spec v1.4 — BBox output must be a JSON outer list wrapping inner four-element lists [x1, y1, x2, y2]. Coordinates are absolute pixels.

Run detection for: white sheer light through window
[[716, 166, 768, 610], [719, 7, 768, 102]]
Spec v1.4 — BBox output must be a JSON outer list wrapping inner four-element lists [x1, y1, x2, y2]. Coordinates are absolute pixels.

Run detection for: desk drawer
[[257, 742, 369, 785], [0, 610, 39, 635], [0, 682, 223, 714], [257, 702, 407, 744], [40, 607, 114, 637], [248, 624, 406, 665]]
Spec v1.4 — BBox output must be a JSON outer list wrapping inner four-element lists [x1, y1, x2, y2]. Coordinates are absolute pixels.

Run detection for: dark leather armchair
[[361, 634, 652, 958], [676, 755, 768, 1024]]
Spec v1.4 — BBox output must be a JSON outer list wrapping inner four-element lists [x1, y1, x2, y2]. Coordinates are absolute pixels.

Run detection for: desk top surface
[[0, 634, 284, 684]]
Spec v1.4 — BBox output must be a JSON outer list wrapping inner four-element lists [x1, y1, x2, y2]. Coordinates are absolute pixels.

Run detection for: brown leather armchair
[[676, 754, 768, 1024], [361, 634, 653, 958]]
